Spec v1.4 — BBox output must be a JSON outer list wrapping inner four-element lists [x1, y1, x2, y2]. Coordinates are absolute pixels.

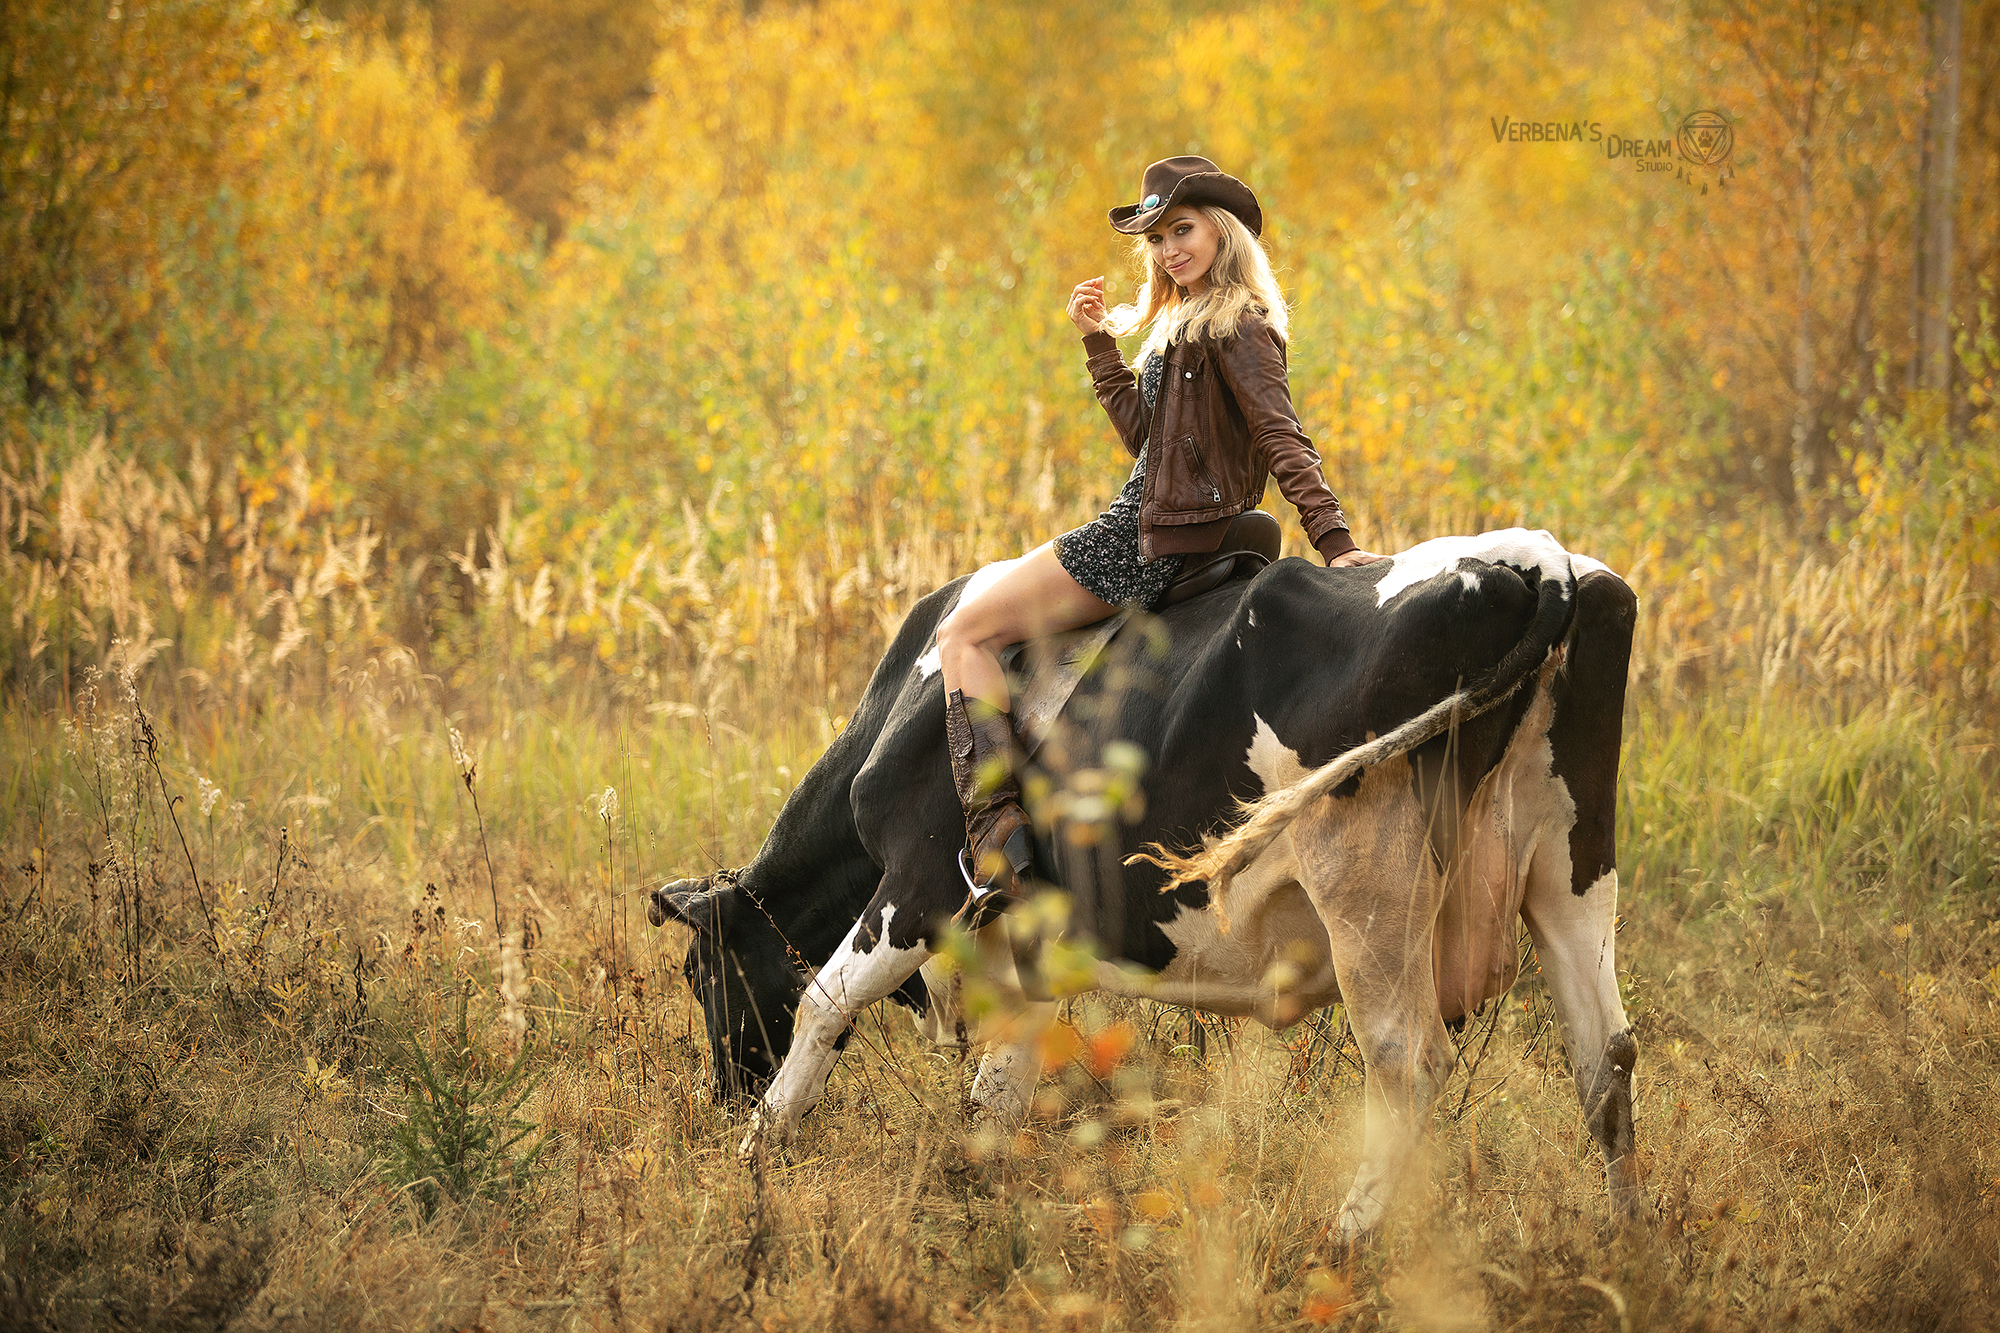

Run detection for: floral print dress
[[1053, 349, 1187, 609]]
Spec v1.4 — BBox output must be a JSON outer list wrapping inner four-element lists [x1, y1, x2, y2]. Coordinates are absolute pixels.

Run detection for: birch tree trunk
[[1788, 19, 1827, 514], [1917, 0, 1964, 397]]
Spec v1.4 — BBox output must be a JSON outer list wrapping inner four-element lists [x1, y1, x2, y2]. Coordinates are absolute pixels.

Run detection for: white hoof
[[736, 1111, 769, 1165], [1334, 1184, 1389, 1240], [968, 1101, 1026, 1139]]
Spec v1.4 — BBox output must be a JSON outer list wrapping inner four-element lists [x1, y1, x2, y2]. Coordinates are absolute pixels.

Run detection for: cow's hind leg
[[1522, 863, 1641, 1224], [741, 894, 930, 1160], [1322, 926, 1457, 1237], [1292, 763, 1458, 1239]]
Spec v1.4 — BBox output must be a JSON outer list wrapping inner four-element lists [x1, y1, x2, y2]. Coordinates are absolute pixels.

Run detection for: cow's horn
[[647, 877, 717, 929]]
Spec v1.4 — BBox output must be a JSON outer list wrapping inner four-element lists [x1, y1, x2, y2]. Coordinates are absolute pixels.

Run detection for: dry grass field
[[3, 498, 1997, 1331], [6, 5, 2000, 1324]]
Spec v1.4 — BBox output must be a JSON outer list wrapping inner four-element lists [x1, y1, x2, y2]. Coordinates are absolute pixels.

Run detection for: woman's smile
[[1147, 205, 1221, 293]]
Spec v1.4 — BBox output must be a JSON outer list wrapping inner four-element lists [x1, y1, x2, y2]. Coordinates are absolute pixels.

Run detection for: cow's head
[[649, 873, 803, 1103]]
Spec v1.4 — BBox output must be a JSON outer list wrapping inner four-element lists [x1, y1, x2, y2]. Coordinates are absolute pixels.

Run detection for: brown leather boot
[[944, 688, 1035, 902]]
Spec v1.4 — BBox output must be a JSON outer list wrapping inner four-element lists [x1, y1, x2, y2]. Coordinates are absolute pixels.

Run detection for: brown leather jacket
[[1082, 314, 1355, 564]]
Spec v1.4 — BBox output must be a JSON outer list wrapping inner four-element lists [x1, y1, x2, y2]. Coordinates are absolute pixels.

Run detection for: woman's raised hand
[[1067, 276, 1107, 335]]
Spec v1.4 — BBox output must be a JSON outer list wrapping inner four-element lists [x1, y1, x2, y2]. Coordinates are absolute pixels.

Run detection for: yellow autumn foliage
[[0, 0, 1994, 720]]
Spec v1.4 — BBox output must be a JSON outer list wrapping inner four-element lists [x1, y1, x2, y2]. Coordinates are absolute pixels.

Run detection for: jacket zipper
[[1181, 435, 1223, 504]]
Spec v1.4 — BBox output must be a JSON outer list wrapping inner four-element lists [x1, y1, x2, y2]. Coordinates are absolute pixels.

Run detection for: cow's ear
[[648, 877, 721, 929]]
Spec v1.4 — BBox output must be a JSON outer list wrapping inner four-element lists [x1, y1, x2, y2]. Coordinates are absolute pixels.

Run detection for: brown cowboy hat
[[1108, 155, 1264, 237]]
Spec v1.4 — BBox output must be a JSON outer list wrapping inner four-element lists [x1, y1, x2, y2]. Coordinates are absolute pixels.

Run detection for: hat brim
[[1108, 172, 1263, 238]]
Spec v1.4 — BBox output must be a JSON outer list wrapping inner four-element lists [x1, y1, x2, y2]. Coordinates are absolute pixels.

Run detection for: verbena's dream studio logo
[[1490, 109, 1734, 194], [1676, 110, 1733, 169]]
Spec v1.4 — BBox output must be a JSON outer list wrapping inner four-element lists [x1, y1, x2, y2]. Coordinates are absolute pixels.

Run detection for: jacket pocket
[[1179, 434, 1223, 506]]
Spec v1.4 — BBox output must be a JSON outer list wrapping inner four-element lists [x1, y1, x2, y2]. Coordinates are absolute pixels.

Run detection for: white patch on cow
[[1570, 553, 1612, 579], [916, 644, 942, 680], [1247, 607, 1259, 628], [1522, 866, 1627, 1075], [1246, 714, 1312, 792], [807, 904, 927, 1012], [1461, 569, 1482, 594], [1373, 528, 1573, 608], [746, 903, 930, 1156], [915, 955, 964, 1048], [1520, 853, 1640, 1217]]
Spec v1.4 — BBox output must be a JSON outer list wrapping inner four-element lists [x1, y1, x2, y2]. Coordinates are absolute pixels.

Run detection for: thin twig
[[465, 766, 502, 940], [132, 696, 222, 959]]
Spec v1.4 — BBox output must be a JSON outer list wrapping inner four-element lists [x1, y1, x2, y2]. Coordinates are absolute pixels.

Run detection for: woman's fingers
[[1065, 276, 1114, 332], [1067, 278, 1107, 333]]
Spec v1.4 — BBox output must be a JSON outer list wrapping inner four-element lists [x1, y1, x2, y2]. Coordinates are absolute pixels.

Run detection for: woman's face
[[1147, 205, 1222, 294]]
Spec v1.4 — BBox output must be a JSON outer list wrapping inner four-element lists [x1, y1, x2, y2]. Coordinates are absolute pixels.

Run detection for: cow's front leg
[[1523, 863, 1641, 1224], [960, 915, 1055, 1133], [967, 1000, 1055, 1132], [739, 900, 930, 1161]]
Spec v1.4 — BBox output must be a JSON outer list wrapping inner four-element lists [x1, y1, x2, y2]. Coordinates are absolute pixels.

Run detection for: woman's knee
[[937, 604, 976, 655], [939, 569, 1014, 653], [939, 605, 1010, 661]]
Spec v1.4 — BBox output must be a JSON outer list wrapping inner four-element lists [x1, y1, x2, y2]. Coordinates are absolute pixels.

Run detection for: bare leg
[[937, 541, 1118, 711]]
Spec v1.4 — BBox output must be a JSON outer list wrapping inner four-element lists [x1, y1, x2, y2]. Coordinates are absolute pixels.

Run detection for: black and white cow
[[649, 529, 1640, 1235]]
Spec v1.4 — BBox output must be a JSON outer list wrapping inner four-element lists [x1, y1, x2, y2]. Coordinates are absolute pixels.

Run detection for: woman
[[936, 155, 1382, 901]]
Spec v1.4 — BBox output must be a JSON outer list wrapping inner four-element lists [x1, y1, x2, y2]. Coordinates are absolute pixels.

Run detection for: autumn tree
[[0, 0, 249, 406], [319, 0, 664, 237], [1658, 0, 1995, 516]]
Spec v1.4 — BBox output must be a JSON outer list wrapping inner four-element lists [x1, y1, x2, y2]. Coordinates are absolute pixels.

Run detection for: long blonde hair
[[1104, 205, 1290, 360]]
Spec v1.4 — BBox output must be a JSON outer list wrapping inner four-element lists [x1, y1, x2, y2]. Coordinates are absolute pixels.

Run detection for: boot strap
[[944, 688, 976, 769]]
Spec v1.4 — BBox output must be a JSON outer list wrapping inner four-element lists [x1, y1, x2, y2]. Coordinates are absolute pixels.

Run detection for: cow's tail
[[1133, 552, 1579, 906]]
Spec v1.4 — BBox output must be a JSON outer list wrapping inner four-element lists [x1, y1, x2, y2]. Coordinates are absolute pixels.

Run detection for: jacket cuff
[[1081, 330, 1119, 357], [1314, 528, 1356, 563]]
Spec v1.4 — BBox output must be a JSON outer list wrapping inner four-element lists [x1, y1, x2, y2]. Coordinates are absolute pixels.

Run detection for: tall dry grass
[[3, 413, 1998, 1329], [2, 670, 1995, 1331], [7, 420, 1995, 720]]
